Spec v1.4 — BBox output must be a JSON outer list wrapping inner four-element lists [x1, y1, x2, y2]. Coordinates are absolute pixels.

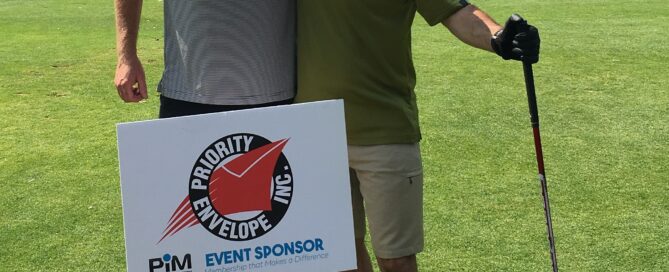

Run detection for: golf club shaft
[[522, 61, 558, 272]]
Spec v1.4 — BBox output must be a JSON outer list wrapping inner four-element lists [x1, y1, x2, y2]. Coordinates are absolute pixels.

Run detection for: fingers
[[114, 60, 148, 103], [138, 73, 148, 100], [494, 15, 540, 63], [511, 26, 540, 63], [116, 77, 146, 103]]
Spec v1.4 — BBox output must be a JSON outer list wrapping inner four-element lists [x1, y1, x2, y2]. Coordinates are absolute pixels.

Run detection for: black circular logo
[[188, 133, 293, 241]]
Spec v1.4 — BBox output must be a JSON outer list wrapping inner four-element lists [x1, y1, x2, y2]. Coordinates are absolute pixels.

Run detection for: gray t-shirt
[[158, 0, 295, 105]]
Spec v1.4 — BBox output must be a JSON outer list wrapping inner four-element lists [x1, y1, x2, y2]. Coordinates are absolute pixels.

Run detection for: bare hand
[[114, 56, 148, 102]]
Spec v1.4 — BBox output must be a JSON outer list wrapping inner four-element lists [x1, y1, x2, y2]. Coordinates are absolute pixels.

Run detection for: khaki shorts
[[348, 144, 423, 259]]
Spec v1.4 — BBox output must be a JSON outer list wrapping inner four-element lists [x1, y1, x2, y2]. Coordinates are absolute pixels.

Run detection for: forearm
[[442, 5, 501, 52], [115, 0, 143, 60]]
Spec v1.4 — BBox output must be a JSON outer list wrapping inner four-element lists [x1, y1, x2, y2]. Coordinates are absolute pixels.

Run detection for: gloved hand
[[491, 14, 540, 63]]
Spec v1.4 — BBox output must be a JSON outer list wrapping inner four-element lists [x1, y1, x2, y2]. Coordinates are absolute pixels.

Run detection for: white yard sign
[[117, 100, 356, 272]]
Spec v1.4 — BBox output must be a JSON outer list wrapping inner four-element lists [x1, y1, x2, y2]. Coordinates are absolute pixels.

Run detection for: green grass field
[[1, 0, 667, 271]]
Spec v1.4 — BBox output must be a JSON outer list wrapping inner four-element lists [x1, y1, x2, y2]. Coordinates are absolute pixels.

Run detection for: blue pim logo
[[148, 253, 192, 272]]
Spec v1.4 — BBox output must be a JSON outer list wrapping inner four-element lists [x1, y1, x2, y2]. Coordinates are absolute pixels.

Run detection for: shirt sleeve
[[416, 0, 466, 26]]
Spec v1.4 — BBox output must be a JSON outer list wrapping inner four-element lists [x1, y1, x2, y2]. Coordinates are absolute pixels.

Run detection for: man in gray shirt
[[114, 0, 295, 117]]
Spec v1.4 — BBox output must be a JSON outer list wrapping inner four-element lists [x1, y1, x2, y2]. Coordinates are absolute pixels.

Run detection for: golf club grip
[[523, 61, 540, 128]]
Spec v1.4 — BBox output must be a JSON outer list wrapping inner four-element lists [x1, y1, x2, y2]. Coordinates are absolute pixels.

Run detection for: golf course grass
[[0, 0, 667, 271]]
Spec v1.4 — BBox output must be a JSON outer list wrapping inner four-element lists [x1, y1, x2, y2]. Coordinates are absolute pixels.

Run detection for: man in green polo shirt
[[296, 1, 540, 271]]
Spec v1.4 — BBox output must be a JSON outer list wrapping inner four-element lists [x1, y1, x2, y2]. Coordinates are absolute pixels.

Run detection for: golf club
[[522, 57, 559, 272]]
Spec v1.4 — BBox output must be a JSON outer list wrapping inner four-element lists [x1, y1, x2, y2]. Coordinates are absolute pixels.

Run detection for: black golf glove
[[491, 14, 540, 63]]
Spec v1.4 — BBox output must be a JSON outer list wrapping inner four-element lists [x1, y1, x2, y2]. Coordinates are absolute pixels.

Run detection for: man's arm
[[114, 0, 148, 103], [442, 5, 501, 52], [442, 5, 541, 63]]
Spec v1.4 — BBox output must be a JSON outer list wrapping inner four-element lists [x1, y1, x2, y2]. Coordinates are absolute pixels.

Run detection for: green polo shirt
[[296, 0, 464, 145]]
